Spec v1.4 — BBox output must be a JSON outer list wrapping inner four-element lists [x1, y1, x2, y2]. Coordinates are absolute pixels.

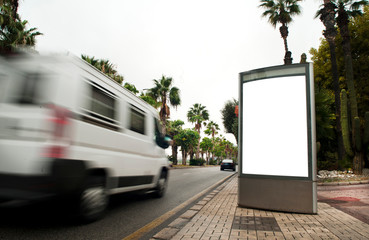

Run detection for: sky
[[18, 0, 324, 144]]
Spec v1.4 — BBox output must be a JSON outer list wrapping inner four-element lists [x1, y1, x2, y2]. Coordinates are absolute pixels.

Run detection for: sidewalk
[[152, 175, 369, 240]]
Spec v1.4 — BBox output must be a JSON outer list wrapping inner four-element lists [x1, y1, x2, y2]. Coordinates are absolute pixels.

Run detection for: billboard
[[238, 63, 317, 213]]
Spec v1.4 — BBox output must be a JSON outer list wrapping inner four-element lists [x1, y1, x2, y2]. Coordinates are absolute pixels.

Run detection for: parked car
[[220, 159, 235, 171], [0, 52, 171, 222]]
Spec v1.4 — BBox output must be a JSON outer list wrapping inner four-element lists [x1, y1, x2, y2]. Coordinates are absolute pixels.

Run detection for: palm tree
[[140, 91, 160, 108], [204, 121, 220, 162], [166, 120, 184, 165], [205, 121, 220, 139], [123, 82, 139, 95], [0, 0, 18, 19], [200, 137, 213, 164], [81, 55, 124, 84], [81, 55, 99, 66], [187, 103, 209, 159], [336, 0, 368, 121], [316, 0, 344, 162], [335, 0, 368, 174], [317, 0, 368, 173], [0, 1, 42, 54], [259, 0, 302, 64], [148, 75, 181, 134]]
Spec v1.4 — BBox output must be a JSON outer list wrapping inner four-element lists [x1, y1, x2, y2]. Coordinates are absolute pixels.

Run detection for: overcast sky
[[19, 0, 324, 144]]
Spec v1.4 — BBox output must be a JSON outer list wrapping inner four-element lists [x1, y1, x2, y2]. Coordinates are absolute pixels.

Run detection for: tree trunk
[[160, 96, 168, 134], [196, 140, 200, 159], [181, 150, 186, 165], [337, 9, 358, 119], [337, 7, 363, 173], [195, 127, 201, 159], [172, 145, 178, 165], [320, 1, 344, 162], [190, 149, 195, 160], [279, 24, 289, 53], [353, 151, 364, 174]]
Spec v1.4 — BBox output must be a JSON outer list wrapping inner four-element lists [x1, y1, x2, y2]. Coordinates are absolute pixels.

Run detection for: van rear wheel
[[79, 177, 108, 223]]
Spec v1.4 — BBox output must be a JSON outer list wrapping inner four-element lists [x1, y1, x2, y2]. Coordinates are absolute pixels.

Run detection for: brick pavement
[[152, 176, 369, 240]]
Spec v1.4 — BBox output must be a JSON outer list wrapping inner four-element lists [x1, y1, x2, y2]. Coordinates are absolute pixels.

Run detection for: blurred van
[[0, 53, 170, 222]]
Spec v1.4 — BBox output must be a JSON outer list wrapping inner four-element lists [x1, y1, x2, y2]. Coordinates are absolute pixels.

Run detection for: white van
[[0, 53, 170, 222]]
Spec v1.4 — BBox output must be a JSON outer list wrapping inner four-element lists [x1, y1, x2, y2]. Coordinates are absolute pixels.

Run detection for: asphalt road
[[0, 166, 236, 240]]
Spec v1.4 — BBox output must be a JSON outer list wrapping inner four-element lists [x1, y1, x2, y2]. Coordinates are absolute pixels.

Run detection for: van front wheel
[[79, 177, 108, 222], [152, 171, 168, 198]]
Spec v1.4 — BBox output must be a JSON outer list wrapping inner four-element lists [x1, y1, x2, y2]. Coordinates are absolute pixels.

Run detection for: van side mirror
[[156, 134, 171, 149]]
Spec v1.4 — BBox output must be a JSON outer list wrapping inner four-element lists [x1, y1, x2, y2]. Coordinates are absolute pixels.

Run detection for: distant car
[[220, 159, 236, 171]]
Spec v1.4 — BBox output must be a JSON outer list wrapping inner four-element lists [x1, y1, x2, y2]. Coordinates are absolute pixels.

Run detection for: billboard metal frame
[[238, 63, 317, 214]]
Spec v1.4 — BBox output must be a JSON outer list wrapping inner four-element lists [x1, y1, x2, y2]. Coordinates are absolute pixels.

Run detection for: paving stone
[[191, 204, 204, 211], [168, 217, 190, 229], [197, 200, 208, 205], [167, 176, 369, 240], [153, 227, 180, 240], [180, 209, 199, 219]]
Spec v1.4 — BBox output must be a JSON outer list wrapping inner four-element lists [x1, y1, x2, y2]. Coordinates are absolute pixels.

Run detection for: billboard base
[[238, 176, 317, 214]]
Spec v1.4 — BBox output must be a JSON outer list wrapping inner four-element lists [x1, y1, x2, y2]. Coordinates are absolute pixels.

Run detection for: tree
[[212, 136, 226, 162], [350, 6, 369, 118], [335, 0, 368, 174], [259, 0, 302, 64], [204, 120, 220, 161], [81, 55, 124, 84], [315, 87, 338, 169], [200, 137, 213, 164], [336, 0, 367, 122], [140, 91, 160, 108], [311, 6, 369, 171], [147, 75, 181, 134], [204, 121, 220, 139], [0, 1, 42, 54], [1, 0, 18, 19], [212, 136, 236, 162], [124, 82, 139, 95], [166, 119, 184, 165], [221, 99, 239, 143], [316, 0, 344, 162], [174, 129, 200, 165], [187, 103, 209, 159]]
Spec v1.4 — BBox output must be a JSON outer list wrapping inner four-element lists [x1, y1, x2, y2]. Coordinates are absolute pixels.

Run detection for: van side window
[[129, 105, 145, 134], [12, 72, 44, 105], [82, 81, 120, 131], [90, 85, 116, 120]]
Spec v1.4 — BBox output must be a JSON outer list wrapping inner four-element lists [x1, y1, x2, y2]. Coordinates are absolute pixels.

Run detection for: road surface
[[0, 166, 236, 240]]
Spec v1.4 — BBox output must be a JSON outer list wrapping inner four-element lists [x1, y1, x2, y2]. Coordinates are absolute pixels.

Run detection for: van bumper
[[0, 174, 56, 201], [0, 159, 87, 202]]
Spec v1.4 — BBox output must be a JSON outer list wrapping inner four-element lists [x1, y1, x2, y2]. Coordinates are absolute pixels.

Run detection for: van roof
[[3, 52, 160, 118]]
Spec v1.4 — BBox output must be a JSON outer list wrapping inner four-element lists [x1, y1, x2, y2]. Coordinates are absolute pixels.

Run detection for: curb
[[318, 179, 369, 186], [169, 165, 220, 170]]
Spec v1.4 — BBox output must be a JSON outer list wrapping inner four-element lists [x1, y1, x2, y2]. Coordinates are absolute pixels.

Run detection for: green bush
[[209, 159, 217, 165], [317, 151, 338, 170], [190, 158, 205, 166]]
